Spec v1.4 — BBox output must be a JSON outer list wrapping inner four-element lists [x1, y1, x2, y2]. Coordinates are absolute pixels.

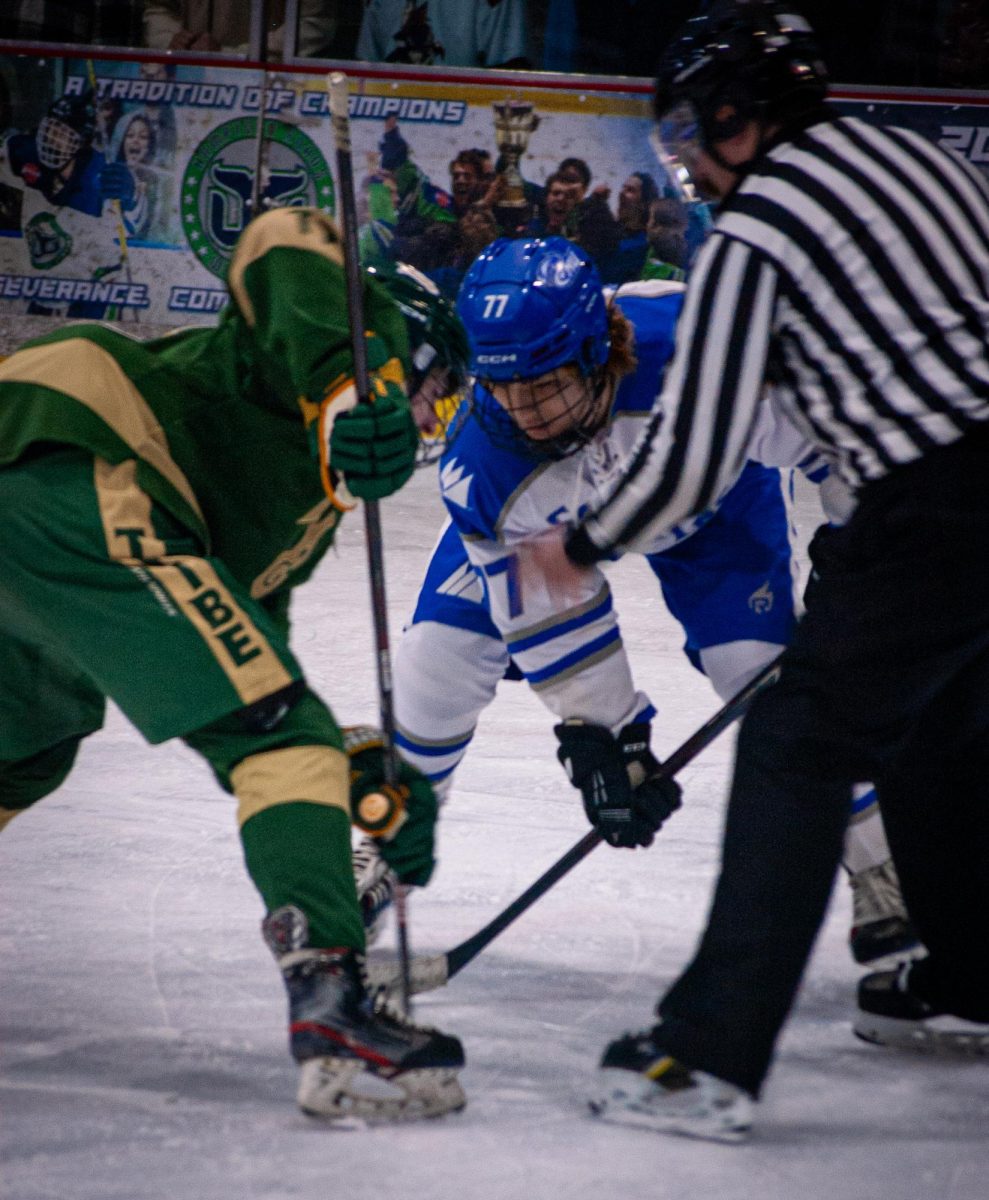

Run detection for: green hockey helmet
[[367, 261, 471, 463]]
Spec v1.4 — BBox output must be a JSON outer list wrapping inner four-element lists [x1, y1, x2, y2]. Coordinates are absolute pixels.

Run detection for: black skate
[[854, 960, 989, 1055], [847, 859, 921, 966], [263, 905, 465, 1123], [589, 1025, 752, 1143]]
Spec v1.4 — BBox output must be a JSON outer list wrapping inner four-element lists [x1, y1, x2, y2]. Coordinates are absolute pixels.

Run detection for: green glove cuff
[[342, 726, 438, 886], [329, 381, 419, 501]]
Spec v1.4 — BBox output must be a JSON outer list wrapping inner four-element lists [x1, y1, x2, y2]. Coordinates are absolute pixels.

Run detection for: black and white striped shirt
[[569, 114, 989, 563]]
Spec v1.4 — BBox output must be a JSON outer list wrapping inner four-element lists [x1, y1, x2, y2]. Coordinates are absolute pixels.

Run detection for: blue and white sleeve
[[461, 532, 655, 733]]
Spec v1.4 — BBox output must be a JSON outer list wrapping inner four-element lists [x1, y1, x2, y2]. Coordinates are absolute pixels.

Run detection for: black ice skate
[[263, 905, 465, 1123], [589, 1025, 752, 1143], [847, 858, 921, 966], [854, 960, 989, 1055]]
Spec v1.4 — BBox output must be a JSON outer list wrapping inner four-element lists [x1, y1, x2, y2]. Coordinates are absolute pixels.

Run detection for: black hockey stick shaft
[[444, 653, 784, 978], [250, 0, 271, 221], [328, 71, 412, 1012]]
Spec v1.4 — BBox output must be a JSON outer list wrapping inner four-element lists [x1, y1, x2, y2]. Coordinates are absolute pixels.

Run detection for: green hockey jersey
[[0, 206, 412, 605]]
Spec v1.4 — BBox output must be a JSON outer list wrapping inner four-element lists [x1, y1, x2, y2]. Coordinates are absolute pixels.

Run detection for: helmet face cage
[[37, 117, 83, 169], [474, 364, 609, 461], [653, 1, 828, 158], [457, 237, 611, 458]]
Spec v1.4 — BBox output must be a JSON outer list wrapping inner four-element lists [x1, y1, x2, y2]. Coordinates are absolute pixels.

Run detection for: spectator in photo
[[641, 195, 689, 282], [357, 164, 400, 269], [599, 170, 660, 283], [135, 61, 177, 161], [113, 111, 174, 243], [552, 155, 621, 270], [427, 199, 502, 300], [532, 171, 577, 237], [449, 149, 491, 216]]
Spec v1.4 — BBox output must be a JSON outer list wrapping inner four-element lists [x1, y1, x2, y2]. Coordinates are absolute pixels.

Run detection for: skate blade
[[298, 1057, 466, 1124], [589, 1069, 752, 1144], [853, 1014, 989, 1056]]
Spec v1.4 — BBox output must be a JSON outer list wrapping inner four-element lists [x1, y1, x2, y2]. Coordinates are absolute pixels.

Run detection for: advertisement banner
[[0, 53, 986, 327]]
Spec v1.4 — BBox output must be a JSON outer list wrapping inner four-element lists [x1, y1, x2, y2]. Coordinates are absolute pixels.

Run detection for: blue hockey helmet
[[456, 237, 610, 382]]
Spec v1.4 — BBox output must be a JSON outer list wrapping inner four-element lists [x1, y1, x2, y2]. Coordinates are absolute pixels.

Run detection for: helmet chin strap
[[702, 110, 773, 181]]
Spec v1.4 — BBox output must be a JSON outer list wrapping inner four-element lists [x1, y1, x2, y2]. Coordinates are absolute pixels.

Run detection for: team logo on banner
[[181, 117, 335, 279]]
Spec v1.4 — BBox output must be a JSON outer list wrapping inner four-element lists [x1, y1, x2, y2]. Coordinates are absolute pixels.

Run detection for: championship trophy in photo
[[492, 99, 540, 225]]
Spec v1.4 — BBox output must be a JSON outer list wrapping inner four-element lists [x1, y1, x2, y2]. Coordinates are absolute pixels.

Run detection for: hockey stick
[[327, 70, 414, 1015], [250, 0, 271, 222], [366, 653, 784, 999]]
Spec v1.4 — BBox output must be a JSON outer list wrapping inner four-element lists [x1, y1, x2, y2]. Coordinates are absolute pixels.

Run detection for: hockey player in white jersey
[[357, 235, 916, 968], [396, 236, 793, 822]]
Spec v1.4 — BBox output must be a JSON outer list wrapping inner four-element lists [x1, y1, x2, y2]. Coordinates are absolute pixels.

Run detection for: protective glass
[[651, 101, 706, 197], [648, 108, 716, 267]]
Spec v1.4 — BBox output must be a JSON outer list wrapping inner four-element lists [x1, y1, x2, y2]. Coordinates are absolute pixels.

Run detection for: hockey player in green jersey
[[0, 205, 469, 1123]]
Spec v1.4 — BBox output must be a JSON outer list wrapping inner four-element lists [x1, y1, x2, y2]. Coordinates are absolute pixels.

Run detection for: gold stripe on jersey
[[228, 207, 344, 328], [142, 556, 294, 704], [93, 458, 169, 561], [250, 497, 346, 599], [0, 339, 205, 531], [231, 744, 350, 827]]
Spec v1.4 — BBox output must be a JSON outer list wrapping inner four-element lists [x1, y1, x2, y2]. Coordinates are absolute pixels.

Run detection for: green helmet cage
[[366, 261, 471, 465], [366, 261, 470, 391]]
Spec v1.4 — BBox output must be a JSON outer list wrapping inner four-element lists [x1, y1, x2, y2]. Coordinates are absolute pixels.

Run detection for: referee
[[552, 0, 989, 1141]]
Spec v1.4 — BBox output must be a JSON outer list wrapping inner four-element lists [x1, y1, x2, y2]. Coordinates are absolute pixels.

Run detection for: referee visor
[[654, 100, 705, 180]]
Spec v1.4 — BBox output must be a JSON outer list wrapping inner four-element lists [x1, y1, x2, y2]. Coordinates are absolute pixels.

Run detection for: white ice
[[2, 471, 987, 1200]]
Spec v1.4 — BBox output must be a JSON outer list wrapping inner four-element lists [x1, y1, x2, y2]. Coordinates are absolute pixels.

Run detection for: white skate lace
[[354, 951, 440, 1036]]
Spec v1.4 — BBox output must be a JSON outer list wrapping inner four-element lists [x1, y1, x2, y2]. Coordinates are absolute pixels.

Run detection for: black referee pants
[[656, 426, 989, 1096]]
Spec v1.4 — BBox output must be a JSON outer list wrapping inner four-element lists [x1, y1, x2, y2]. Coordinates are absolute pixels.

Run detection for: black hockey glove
[[343, 726, 438, 886], [554, 720, 681, 848]]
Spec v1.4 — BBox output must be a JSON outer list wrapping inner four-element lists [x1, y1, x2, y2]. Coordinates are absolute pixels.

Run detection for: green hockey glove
[[329, 379, 419, 501], [342, 726, 438, 886]]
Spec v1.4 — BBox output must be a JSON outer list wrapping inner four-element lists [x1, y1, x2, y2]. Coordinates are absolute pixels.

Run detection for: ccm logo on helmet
[[475, 353, 518, 364]]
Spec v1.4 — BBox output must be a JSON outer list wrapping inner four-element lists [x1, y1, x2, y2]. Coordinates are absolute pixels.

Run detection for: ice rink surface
[[2, 469, 987, 1200]]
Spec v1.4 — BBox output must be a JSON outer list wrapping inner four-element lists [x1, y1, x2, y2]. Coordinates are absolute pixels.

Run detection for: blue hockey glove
[[554, 720, 681, 848], [343, 726, 438, 886], [99, 162, 137, 210], [329, 381, 419, 501]]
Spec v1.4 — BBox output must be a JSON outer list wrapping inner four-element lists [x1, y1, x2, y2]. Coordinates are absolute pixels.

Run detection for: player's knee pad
[[0, 736, 83, 816], [185, 683, 347, 805], [236, 679, 309, 734], [231, 743, 351, 830]]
